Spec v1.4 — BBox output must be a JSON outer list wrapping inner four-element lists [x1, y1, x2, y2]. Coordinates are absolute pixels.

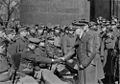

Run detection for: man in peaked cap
[[61, 25, 76, 56], [0, 42, 11, 84], [19, 38, 41, 73], [54, 26, 61, 47], [20, 37, 70, 84], [20, 37, 62, 70], [72, 19, 89, 27], [7, 30, 27, 58], [102, 27, 118, 84], [29, 38, 41, 44], [37, 27, 44, 38]]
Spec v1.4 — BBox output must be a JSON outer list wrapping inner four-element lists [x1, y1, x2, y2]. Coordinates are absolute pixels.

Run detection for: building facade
[[20, 0, 90, 25]]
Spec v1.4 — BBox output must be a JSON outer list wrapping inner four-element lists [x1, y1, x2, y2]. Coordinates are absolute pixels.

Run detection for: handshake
[[51, 57, 65, 64]]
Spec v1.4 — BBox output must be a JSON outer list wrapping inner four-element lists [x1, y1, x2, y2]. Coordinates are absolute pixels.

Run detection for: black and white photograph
[[0, 0, 119, 84]]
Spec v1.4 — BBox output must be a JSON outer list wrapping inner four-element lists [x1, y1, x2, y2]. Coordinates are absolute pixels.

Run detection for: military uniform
[[20, 38, 69, 84], [0, 39, 11, 83], [0, 54, 10, 82], [101, 29, 117, 84], [19, 38, 53, 72], [7, 37, 27, 57], [61, 34, 76, 55]]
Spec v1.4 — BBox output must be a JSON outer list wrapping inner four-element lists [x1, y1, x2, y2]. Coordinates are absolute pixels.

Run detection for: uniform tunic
[[0, 39, 10, 82], [61, 34, 76, 55], [7, 38, 27, 56], [20, 47, 54, 71]]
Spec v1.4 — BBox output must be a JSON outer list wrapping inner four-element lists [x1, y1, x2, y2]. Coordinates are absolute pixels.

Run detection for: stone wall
[[20, 0, 90, 25]]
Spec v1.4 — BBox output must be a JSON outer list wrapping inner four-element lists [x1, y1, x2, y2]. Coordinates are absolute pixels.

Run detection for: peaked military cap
[[72, 19, 88, 26], [104, 21, 110, 26], [29, 38, 40, 44]]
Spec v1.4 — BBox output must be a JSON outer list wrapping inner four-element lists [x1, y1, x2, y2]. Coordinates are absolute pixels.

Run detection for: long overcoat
[[76, 30, 97, 84]]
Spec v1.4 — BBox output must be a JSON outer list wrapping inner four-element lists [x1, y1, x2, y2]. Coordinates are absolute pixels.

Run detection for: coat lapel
[[80, 32, 88, 42]]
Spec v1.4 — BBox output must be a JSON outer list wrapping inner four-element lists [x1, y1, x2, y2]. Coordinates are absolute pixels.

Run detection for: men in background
[[20, 38, 69, 84]]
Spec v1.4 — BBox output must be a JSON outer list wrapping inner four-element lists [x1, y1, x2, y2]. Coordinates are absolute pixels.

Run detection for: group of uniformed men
[[0, 16, 119, 84]]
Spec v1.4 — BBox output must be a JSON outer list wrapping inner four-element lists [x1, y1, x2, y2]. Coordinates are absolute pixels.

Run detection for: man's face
[[20, 31, 28, 37], [107, 32, 113, 38], [7, 33, 16, 40], [92, 25, 96, 29], [69, 30, 74, 34], [54, 29, 60, 35], [49, 31, 54, 36], [111, 24, 117, 29], [0, 45, 5, 53], [39, 42, 45, 47], [48, 40, 54, 45], [83, 25, 89, 31], [102, 27, 106, 32], [75, 28, 84, 37], [55, 29, 60, 33], [38, 29, 43, 34], [30, 29, 36, 33], [28, 43, 36, 50]]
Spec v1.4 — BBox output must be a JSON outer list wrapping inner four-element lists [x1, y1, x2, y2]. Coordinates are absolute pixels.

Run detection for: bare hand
[[53, 58, 62, 63], [79, 64, 84, 70]]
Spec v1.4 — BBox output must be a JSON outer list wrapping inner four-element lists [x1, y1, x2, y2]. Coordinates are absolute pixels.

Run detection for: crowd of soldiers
[[0, 16, 119, 84]]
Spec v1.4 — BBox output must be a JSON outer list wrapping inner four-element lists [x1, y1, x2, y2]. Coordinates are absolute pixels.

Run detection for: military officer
[[21, 38, 70, 84], [54, 26, 61, 47], [0, 38, 11, 84], [37, 27, 44, 38], [7, 32, 27, 57], [61, 25, 76, 55], [102, 28, 118, 84]]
